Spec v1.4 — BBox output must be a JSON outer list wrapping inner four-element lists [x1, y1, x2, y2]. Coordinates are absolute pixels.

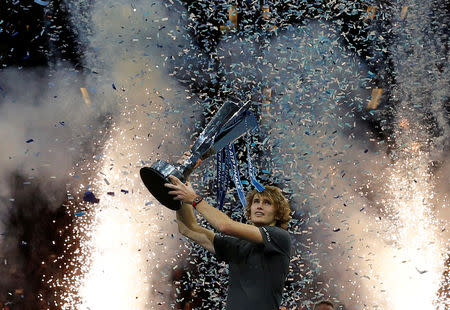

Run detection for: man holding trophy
[[140, 99, 292, 309]]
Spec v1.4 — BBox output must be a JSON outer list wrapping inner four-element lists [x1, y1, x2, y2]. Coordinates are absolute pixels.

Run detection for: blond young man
[[165, 176, 291, 310]]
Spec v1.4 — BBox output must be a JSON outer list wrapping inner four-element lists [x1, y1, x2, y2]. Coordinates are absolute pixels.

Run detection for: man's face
[[316, 305, 334, 310], [250, 193, 277, 226]]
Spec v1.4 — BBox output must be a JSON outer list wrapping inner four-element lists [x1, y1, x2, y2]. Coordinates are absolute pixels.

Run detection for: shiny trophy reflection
[[140, 99, 257, 210]]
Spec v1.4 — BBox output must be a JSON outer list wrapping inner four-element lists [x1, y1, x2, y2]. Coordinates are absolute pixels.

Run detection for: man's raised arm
[[166, 176, 263, 244], [176, 201, 216, 253]]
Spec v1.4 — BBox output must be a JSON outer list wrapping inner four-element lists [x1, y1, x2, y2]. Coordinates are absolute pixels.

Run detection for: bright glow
[[374, 145, 446, 309], [56, 84, 184, 309], [74, 111, 180, 308], [79, 207, 148, 309]]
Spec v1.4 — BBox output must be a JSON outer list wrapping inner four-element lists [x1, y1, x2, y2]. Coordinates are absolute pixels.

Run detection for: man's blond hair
[[245, 186, 291, 230], [314, 300, 335, 310]]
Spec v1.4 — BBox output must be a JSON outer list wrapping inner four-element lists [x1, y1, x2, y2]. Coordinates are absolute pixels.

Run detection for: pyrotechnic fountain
[[375, 1, 449, 308], [52, 81, 195, 309]]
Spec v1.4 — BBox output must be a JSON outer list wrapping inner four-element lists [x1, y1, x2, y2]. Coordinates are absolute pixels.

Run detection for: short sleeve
[[258, 226, 291, 256], [213, 234, 242, 263]]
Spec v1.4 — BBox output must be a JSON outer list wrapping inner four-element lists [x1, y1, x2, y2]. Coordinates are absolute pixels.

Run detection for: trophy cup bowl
[[140, 160, 186, 210], [140, 100, 257, 210]]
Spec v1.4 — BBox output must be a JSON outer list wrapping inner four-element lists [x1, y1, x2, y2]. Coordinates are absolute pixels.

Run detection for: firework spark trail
[[55, 83, 196, 309], [75, 123, 173, 309], [377, 153, 445, 309], [372, 1, 449, 309], [47, 0, 199, 308]]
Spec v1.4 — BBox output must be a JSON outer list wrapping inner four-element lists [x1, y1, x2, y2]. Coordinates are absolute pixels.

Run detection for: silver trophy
[[140, 99, 257, 210]]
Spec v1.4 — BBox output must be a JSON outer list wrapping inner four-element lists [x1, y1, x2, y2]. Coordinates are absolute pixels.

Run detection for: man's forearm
[[165, 175, 232, 233], [176, 203, 198, 229], [176, 202, 216, 253], [194, 200, 232, 233], [193, 199, 263, 244]]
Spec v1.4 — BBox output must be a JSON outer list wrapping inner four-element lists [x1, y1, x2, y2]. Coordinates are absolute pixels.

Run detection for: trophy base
[[140, 162, 184, 210]]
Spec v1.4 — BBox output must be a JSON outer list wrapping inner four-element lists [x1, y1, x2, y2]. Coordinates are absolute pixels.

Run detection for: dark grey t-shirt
[[213, 226, 291, 310]]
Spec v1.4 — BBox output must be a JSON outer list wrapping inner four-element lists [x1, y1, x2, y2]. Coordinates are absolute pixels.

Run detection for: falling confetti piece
[[34, 0, 49, 6], [367, 88, 383, 110], [366, 6, 377, 20], [220, 5, 238, 32], [80, 88, 91, 106], [83, 191, 100, 203], [262, 87, 272, 115], [401, 6, 409, 19], [415, 267, 428, 274]]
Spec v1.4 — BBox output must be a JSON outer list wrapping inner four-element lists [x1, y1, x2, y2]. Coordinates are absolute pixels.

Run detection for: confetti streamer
[[400, 6, 409, 19], [262, 5, 277, 31], [366, 6, 377, 20], [80, 88, 91, 106], [34, 0, 49, 6], [220, 5, 238, 32], [367, 88, 383, 110]]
